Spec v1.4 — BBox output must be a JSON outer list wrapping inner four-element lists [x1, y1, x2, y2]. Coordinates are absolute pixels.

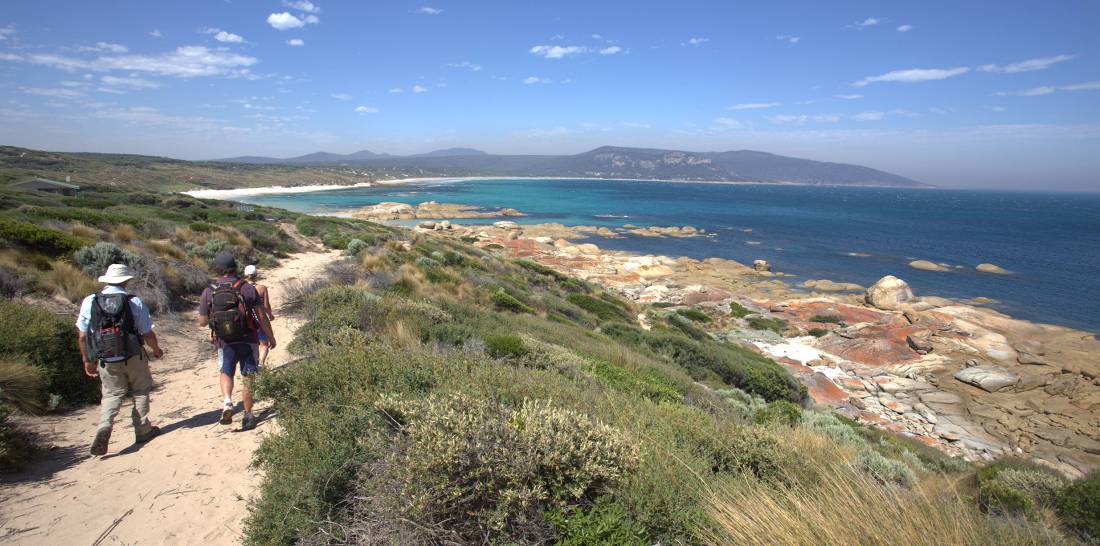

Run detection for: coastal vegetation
[[0, 174, 1095, 544]]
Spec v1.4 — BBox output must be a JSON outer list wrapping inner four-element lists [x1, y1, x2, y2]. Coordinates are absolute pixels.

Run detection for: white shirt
[[75, 285, 155, 335]]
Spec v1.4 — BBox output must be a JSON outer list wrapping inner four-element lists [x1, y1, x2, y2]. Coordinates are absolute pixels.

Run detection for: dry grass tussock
[[700, 432, 1067, 546], [41, 260, 98, 303]]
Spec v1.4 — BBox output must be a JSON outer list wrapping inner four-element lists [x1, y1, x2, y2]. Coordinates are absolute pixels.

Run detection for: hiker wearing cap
[[198, 252, 276, 431], [243, 265, 275, 367], [76, 263, 165, 456]]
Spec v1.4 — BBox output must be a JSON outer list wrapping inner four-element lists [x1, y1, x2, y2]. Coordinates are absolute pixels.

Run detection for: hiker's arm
[[256, 311, 277, 349], [264, 290, 275, 320], [197, 314, 208, 327], [142, 331, 164, 359], [77, 331, 97, 378]]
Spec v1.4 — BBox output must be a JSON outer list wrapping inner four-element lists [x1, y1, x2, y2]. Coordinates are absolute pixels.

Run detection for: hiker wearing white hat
[[76, 263, 165, 456], [243, 264, 275, 368]]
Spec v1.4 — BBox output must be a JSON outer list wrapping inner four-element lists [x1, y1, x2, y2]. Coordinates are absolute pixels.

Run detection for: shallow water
[[239, 179, 1100, 332]]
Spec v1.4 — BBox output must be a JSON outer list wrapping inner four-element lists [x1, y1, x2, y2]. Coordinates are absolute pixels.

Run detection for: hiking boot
[[136, 426, 161, 444], [90, 428, 111, 456], [219, 406, 234, 425], [240, 413, 257, 431]]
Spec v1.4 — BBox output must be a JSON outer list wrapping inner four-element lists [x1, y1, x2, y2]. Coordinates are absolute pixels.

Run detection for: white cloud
[[853, 111, 885, 121], [776, 35, 800, 44], [730, 102, 779, 110], [91, 106, 224, 131], [1063, 81, 1100, 91], [523, 76, 548, 85], [80, 42, 129, 53], [354, 105, 378, 113], [623, 122, 651, 129], [284, 0, 320, 14], [23, 87, 83, 99], [101, 75, 160, 89], [835, 94, 864, 100], [215, 31, 244, 43], [857, 17, 880, 28], [304, 15, 319, 24], [853, 66, 970, 87], [599, 46, 622, 55], [897, 25, 913, 32], [995, 81, 1100, 97], [447, 60, 482, 71], [415, 6, 442, 15], [529, 45, 587, 59], [149, 29, 162, 38], [412, 84, 428, 93], [768, 114, 841, 125], [388, 87, 404, 93], [0, 25, 16, 40], [989, 106, 1007, 112], [978, 55, 1073, 74], [714, 117, 743, 128], [267, 12, 305, 30], [683, 37, 709, 46], [0, 46, 258, 78], [287, 38, 305, 46], [331, 93, 352, 100]]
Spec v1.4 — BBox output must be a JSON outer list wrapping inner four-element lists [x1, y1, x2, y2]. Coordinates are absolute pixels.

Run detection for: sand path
[[0, 249, 338, 545]]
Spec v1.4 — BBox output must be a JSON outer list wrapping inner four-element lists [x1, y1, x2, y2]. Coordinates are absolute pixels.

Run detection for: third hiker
[[198, 252, 276, 431]]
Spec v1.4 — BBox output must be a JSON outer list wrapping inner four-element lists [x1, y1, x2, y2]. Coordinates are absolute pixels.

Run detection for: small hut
[[11, 177, 80, 196]]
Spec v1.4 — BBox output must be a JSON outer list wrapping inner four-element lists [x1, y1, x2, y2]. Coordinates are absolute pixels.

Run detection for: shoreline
[[181, 175, 935, 201]]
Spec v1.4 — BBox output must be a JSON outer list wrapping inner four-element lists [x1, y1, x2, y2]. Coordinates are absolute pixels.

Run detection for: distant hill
[[216, 145, 925, 187]]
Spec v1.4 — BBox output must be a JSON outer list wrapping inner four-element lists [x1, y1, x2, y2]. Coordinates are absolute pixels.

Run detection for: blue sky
[[1, 1, 1098, 190]]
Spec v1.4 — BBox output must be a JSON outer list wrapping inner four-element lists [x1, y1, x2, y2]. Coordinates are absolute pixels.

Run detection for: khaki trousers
[[97, 353, 153, 438]]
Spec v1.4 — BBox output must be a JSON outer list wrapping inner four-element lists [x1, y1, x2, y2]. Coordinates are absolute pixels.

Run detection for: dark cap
[[213, 251, 237, 271]]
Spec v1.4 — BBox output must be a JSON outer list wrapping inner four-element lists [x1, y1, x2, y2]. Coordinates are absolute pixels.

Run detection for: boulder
[[753, 259, 771, 272], [906, 334, 933, 354], [439, 220, 452, 230], [416, 221, 436, 230], [954, 365, 1019, 392], [493, 220, 520, 230], [803, 279, 864, 292], [976, 263, 1009, 274], [865, 275, 915, 310], [909, 260, 950, 272]]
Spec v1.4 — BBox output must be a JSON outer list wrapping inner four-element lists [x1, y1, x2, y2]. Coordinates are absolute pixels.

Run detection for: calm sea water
[[239, 179, 1100, 332]]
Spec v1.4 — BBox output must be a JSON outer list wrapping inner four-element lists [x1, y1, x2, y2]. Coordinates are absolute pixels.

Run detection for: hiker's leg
[[218, 347, 235, 404], [97, 362, 127, 433], [126, 353, 154, 438], [240, 344, 259, 415]]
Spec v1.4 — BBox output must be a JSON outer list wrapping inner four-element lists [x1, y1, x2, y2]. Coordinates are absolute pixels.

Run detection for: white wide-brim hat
[[244, 264, 257, 276], [98, 263, 135, 284]]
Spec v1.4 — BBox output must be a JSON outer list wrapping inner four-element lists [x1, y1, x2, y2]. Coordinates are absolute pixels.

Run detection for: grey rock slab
[[954, 365, 1020, 393]]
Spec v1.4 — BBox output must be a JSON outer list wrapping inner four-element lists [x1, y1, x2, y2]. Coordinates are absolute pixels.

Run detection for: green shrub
[[492, 288, 534, 314], [717, 388, 767, 420], [978, 457, 1068, 517], [589, 359, 682, 404], [1057, 470, 1100, 542], [0, 300, 96, 407], [801, 411, 866, 447], [728, 301, 751, 318], [724, 425, 795, 481], [515, 259, 556, 276], [666, 313, 708, 340], [547, 498, 649, 546], [567, 293, 629, 322], [855, 447, 916, 487], [808, 328, 829, 338], [74, 241, 141, 277], [747, 316, 787, 335], [0, 406, 38, 473], [344, 238, 369, 257], [0, 217, 86, 256], [484, 333, 529, 359], [288, 286, 380, 354], [809, 314, 843, 324], [360, 393, 638, 544], [675, 308, 711, 323], [754, 400, 802, 427]]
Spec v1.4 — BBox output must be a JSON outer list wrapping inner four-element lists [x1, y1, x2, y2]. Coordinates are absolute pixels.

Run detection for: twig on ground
[[91, 508, 133, 546]]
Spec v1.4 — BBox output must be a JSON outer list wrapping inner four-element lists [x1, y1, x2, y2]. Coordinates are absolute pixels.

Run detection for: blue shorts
[[219, 343, 259, 377]]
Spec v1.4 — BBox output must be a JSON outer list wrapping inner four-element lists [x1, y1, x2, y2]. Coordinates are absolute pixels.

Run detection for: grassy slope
[[0, 176, 1088, 544]]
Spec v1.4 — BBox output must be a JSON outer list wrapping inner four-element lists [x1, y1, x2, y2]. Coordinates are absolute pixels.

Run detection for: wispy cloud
[[852, 111, 885, 121], [203, 28, 245, 43], [623, 121, 652, 129], [776, 35, 800, 44], [896, 24, 913, 32], [682, 37, 709, 46], [415, 6, 442, 15], [388, 88, 404, 93], [599, 46, 623, 55], [101, 75, 160, 89], [267, 12, 318, 30], [856, 17, 880, 28], [283, 0, 320, 14], [529, 45, 587, 59], [412, 84, 428, 93], [835, 94, 864, 100], [354, 105, 378, 113], [79, 42, 129, 53], [730, 102, 779, 110], [979, 54, 1073, 74], [768, 114, 841, 125], [287, 38, 305, 46], [331, 93, 352, 100], [0, 24, 16, 40], [853, 66, 970, 87], [714, 117, 743, 128], [523, 76, 549, 85], [995, 80, 1100, 97], [447, 60, 482, 71], [149, 29, 162, 38], [0, 46, 258, 78], [23, 87, 84, 99]]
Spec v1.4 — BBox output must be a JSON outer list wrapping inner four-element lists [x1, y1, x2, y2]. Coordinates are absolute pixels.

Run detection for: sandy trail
[[0, 249, 338, 545]]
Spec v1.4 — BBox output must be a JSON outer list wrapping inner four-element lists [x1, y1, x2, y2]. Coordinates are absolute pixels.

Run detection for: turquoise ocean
[[237, 178, 1100, 332]]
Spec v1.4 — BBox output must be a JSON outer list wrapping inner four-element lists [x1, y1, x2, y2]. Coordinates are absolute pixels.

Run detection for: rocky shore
[[352, 201, 524, 221], [424, 221, 1100, 477]]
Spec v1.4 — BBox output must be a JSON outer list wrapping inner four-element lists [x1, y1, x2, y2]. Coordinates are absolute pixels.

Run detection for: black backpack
[[89, 293, 142, 360], [208, 279, 252, 342]]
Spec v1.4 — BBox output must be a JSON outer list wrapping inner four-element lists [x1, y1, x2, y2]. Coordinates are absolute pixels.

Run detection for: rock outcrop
[[865, 275, 914, 310], [753, 259, 771, 272], [976, 263, 1010, 274], [909, 260, 950, 272]]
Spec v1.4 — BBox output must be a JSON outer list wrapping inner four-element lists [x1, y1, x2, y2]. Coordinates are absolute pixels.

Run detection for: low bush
[[589, 359, 682, 404], [0, 300, 96, 407], [567, 293, 629, 322], [546, 498, 649, 546], [856, 447, 916, 487], [1057, 470, 1100, 542], [0, 406, 38, 473], [728, 301, 752, 318], [747, 316, 787, 335], [717, 388, 767, 420], [666, 313, 708, 340], [809, 314, 843, 324], [808, 328, 829, 337], [484, 333, 529, 359], [492, 288, 534, 314], [288, 286, 380, 354], [675, 308, 711, 323], [754, 400, 803, 427], [977, 457, 1068, 517], [0, 357, 48, 415], [0, 217, 86, 256], [344, 238, 369, 256], [74, 241, 141, 277], [358, 393, 638, 544]]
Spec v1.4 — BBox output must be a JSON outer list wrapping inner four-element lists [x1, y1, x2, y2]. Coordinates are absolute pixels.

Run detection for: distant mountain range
[[214, 145, 927, 187]]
